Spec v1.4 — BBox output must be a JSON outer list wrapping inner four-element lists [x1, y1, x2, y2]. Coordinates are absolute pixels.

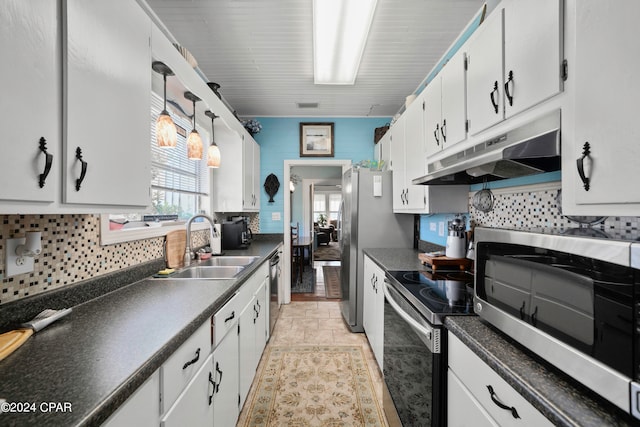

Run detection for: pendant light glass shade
[[205, 110, 221, 168], [156, 111, 177, 147], [207, 144, 221, 168], [152, 62, 177, 147], [187, 130, 203, 160], [184, 91, 203, 160]]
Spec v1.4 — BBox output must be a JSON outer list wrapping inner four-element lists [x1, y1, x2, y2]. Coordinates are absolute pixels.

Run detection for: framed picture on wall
[[300, 122, 334, 157]]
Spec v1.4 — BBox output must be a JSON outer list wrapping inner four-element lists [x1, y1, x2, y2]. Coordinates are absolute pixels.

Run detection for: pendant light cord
[[163, 73, 168, 111]]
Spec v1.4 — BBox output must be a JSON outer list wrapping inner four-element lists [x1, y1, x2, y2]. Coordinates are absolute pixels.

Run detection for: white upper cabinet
[[466, 7, 504, 136], [467, 0, 563, 136], [0, 0, 60, 206], [563, 0, 640, 213], [503, 0, 563, 119], [391, 111, 468, 214], [212, 131, 260, 213], [63, 0, 151, 207], [242, 135, 261, 211], [440, 50, 468, 149], [425, 49, 467, 158]]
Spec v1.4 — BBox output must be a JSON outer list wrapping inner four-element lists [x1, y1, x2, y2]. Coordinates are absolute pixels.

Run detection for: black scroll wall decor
[[264, 173, 280, 203]]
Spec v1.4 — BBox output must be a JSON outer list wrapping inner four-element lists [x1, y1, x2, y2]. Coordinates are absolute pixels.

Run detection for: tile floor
[[237, 261, 389, 426]]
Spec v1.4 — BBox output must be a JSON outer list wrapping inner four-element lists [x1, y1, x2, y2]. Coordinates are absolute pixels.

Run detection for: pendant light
[[184, 91, 203, 160], [204, 110, 221, 168], [152, 61, 177, 148]]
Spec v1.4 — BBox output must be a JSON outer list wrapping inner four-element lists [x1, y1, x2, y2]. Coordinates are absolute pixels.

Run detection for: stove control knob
[[475, 302, 483, 313]]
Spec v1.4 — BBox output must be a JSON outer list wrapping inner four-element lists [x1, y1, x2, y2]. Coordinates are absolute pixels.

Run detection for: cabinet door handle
[[531, 305, 538, 327], [504, 70, 514, 106], [440, 119, 447, 143], [182, 348, 201, 370], [519, 301, 526, 320], [38, 137, 53, 188], [214, 361, 223, 394], [576, 142, 592, 191], [486, 385, 520, 419], [74, 147, 88, 191], [434, 123, 440, 145], [405, 189, 409, 204], [256, 299, 261, 315], [224, 311, 235, 323], [490, 81, 500, 114], [208, 371, 215, 405]]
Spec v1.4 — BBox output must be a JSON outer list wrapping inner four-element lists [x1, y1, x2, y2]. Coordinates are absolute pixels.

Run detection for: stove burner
[[386, 270, 475, 319]]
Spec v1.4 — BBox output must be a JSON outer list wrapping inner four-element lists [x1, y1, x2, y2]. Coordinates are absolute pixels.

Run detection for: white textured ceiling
[[144, 0, 485, 118]]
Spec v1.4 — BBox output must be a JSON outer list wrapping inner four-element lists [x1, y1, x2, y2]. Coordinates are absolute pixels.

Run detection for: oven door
[[382, 279, 446, 426]]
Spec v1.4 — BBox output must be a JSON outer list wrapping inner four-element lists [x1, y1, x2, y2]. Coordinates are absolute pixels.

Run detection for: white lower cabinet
[[448, 369, 497, 427], [103, 370, 160, 427], [447, 333, 553, 426], [108, 263, 271, 426], [239, 269, 269, 407], [212, 326, 239, 427], [161, 353, 215, 427], [362, 255, 384, 372], [161, 321, 211, 412]]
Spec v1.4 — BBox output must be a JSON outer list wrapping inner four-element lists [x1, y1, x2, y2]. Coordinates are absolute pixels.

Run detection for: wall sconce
[[184, 91, 203, 160], [204, 110, 221, 168], [5, 231, 42, 277], [152, 61, 178, 148]]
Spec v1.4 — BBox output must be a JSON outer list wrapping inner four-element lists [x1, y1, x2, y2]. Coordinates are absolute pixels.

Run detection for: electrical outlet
[[5, 238, 35, 277]]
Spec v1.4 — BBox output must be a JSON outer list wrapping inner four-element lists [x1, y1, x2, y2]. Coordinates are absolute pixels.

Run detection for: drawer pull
[[486, 385, 520, 419], [224, 311, 235, 323], [182, 348, 201, 370]]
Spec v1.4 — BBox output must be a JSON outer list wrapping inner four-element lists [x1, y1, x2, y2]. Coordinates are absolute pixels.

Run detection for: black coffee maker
[[222, 217, 252, 249]]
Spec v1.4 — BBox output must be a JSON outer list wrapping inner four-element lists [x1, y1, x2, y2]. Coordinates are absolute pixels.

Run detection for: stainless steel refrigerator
[[339, 168, 413, 332]]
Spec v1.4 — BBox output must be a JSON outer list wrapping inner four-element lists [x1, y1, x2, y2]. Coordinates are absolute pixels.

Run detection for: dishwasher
[[268, 249, 282, 337]]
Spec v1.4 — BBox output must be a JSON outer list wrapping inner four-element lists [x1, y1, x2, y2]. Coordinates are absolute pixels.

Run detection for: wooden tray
[[418, 253, 472, 271]]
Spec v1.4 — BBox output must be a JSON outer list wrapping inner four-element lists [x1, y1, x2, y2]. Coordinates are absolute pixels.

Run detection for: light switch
[[373, 175, 382, 197], [438, 222, 445, 236], [272, 212, 281, 221]]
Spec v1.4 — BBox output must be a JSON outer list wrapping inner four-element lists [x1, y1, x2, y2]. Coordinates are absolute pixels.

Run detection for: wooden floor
[[291, 260, 341, 302]]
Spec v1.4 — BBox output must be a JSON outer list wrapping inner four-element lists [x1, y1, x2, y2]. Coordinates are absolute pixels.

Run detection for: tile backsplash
[[469, 183, 639, 237], [0, 214, 208, 305]]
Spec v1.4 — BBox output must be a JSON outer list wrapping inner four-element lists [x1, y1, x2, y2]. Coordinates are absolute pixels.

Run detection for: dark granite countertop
[[362, 246, 635, 426], [0, 236, 282, 426]]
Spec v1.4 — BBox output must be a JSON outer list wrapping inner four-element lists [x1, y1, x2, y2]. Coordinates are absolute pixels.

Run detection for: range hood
[[413, 109, 561, 185]]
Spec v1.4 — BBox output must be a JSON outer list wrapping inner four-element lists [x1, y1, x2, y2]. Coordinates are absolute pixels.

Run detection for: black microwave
[[473, 227, 640, 421]]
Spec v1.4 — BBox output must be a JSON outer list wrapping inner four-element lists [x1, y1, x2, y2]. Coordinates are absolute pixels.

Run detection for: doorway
[[283, 160, 351, 304]]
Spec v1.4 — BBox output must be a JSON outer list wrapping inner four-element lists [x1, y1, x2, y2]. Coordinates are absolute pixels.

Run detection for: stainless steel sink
[[198, 256, 259, 267], [170, 266, 245, 279]]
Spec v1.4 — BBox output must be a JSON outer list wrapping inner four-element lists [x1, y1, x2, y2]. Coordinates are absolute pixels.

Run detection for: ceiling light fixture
[[184, 91, 203, 160], [204, 110, 221, 168], [313, 0, 377, 85], [152, 61, 177, 147]]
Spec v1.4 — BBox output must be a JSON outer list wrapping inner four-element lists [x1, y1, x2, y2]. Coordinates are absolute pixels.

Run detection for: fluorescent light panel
[[313, 0, 377, 85]]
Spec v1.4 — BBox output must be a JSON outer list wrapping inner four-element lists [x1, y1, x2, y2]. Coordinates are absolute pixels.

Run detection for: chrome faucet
[[184, 214, 218, 266]]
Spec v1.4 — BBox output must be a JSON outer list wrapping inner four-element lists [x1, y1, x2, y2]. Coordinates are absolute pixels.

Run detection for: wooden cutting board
[[165, 230, 187, 269], [418, 253, 472, 271], [0, 328, 34, 362]]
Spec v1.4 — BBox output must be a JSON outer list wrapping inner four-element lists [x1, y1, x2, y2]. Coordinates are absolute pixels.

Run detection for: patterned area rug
[[314, 242, 341, 261], [322, 266, 341, 299], [241, 346, 385, 426], [291, 267, 315, 293]]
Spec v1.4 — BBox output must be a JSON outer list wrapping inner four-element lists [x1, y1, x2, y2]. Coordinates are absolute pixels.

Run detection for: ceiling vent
[[296, 102, 319, 109]]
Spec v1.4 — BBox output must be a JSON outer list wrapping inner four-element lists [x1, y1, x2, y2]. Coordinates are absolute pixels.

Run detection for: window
[[100, 92, 211, 244], [314, 192, 341, 223]]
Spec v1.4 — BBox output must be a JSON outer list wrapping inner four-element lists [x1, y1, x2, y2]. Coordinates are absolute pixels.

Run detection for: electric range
[[385, 269, 475, 325]]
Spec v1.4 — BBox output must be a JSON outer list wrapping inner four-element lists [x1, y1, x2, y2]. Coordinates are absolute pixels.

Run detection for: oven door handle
[[383, 280, 433, 341]]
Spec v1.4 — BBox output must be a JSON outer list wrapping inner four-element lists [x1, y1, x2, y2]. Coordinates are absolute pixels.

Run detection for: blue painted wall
[[419, 171, 561, 246], [254, 117, 390, 233]]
